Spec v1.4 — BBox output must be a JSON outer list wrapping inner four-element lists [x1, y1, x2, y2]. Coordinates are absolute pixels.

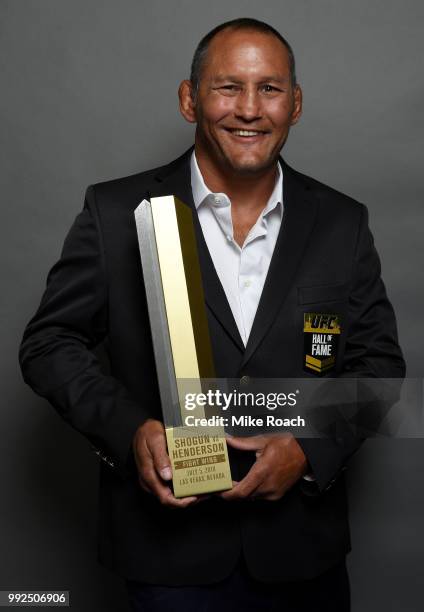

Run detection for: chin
[[227, 156, 275, 175]]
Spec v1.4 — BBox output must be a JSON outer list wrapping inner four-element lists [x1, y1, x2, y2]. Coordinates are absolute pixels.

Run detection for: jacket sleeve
[[298, 204, 406, 493], [19, 186, 147, 478]]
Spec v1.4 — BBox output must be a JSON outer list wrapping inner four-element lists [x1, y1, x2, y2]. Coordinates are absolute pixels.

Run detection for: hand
[[133, 419, 198, 508], [220, 433, 308, 502]]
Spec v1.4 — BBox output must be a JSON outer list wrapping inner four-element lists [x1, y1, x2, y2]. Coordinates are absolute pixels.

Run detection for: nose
[[234, 86, 262, 122]]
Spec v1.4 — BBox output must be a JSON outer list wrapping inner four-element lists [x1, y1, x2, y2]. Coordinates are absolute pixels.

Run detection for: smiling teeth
[[232, 130, 261, 136]]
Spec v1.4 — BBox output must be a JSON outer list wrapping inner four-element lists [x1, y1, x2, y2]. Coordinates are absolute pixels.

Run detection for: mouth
[[224, 128, 269, 140]]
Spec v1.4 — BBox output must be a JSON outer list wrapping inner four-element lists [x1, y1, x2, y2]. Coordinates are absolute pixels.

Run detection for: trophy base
[[166, 427, 232, 497]]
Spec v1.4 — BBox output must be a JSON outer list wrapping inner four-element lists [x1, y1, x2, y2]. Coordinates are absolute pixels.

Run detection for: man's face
[[180, 28, 302, 175]]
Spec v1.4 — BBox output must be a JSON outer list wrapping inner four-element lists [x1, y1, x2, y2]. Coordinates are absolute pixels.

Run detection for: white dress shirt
[[190, 152, 283, 346]]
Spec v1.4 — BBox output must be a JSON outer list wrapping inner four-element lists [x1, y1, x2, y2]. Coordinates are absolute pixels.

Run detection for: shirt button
[[214, 196, 221, 205], [240, 375, 250, 386], [244, 280, 251, 287]]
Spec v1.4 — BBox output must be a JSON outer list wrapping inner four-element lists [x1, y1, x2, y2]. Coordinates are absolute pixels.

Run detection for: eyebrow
[[212, 75, 289, 84]]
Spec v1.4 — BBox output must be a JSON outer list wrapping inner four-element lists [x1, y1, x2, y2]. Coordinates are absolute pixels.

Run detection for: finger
[[192, 494, 212, 505], [138, 474, 153, 494], [219, 461, 267, 500], [157, 486, 198, 508], [140, 454, 199, 507], [214, 480, 239, 499], [258, 491, 286, 501], [246, 481, 281, 501], [142, 465, 197, 507], [137, 439, 197, 507], [225, 435, 267, 452], [146, 431, 173, 481], [220, 480, 260, 501]]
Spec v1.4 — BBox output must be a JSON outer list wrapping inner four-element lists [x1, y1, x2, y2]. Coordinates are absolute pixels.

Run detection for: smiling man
[[20, 18, 405, 612]]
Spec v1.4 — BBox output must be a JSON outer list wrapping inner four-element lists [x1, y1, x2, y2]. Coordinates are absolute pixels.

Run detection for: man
[[20, 18, 405, 612]]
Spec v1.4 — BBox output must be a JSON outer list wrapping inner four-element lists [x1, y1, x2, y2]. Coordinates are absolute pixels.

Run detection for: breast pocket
[[297, 283, 349, 376], [297, 282, 349, 305]]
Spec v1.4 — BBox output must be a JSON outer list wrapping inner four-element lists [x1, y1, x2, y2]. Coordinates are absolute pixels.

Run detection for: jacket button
[[240, 375, 250, 386]]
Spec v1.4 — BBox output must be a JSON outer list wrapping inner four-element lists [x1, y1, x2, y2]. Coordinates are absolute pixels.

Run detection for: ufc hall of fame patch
[[303, 313, 341, 376]]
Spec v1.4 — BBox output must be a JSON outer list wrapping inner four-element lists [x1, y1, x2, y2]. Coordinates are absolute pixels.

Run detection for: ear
[[290, 84, 303, 126], [178, 80, 197, 124]]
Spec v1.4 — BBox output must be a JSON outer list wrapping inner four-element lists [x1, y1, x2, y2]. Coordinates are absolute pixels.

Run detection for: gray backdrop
[[1, 1, 423, 610]]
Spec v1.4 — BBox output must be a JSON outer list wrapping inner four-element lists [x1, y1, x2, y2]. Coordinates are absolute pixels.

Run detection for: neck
[[194, 144, 279, 211]]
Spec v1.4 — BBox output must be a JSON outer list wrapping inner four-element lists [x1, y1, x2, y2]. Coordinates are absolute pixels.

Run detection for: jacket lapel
[[149, 148, 245, 352], [240, 161, 319, 368]]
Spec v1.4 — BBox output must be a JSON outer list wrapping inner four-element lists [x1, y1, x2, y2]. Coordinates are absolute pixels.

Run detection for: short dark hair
[[190, 18, 297, 93]]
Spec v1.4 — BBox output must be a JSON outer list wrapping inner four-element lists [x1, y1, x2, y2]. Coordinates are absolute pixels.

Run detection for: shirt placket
[[238, 216, 268, 340]]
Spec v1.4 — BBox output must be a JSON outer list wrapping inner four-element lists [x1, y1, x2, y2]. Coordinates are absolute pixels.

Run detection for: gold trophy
[[135, 196, 232, 497]]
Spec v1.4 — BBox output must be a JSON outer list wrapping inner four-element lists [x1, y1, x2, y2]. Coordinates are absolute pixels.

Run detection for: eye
[[213, 84, 241, 95], [220, 84, 240, 93], [260, 84, 281, 93]]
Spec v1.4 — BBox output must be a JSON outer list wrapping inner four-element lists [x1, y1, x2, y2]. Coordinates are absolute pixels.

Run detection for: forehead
[[202, 28, 290, 79]]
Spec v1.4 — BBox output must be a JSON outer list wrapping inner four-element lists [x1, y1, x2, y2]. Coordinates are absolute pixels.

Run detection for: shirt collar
[[190, 151, 283, 218]]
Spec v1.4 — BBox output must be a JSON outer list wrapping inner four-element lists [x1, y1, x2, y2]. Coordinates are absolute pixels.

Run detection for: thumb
[[225, 435, 267, 452], [148, 434, 172, 481]]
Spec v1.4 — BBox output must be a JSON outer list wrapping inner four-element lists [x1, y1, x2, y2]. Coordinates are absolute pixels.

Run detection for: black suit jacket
[[19, 147, 405, 584]]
